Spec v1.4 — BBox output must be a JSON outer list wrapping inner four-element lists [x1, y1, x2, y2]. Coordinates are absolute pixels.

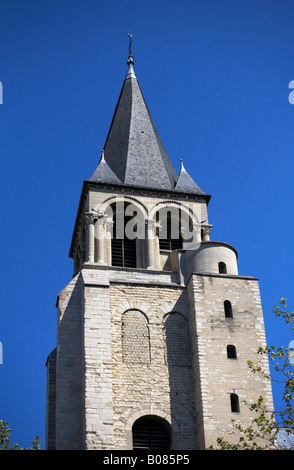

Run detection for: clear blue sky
[[0, 0, 294, 448]]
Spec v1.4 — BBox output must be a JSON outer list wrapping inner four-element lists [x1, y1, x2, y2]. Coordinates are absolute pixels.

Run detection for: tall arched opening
[[132, 415, 172, 450]]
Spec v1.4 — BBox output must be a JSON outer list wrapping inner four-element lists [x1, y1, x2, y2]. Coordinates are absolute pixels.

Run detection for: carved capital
[[145, 218, 158, 238], [202, 224, 213, 242], [84, 212, 97, 226], [202, 224, 213, 235]]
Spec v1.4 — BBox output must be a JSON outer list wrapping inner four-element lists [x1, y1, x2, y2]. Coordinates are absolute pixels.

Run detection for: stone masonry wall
[[55, 274, 83, 449], [51, 266, 274, 450], [109, 282, 199, 450], [187, 273, 274, 448]]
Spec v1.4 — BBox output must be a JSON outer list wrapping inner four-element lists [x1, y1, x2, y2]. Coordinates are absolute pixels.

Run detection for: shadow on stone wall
[[163, 297, 199, 449]]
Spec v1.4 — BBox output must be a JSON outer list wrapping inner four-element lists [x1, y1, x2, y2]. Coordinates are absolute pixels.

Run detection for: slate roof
[[174, 160, 204, 194], [90, 54, 205, 195], [89, 150, 122, 184]]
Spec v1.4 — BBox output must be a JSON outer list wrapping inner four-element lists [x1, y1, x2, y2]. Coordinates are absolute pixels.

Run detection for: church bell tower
[[45, 50, 274, 450]]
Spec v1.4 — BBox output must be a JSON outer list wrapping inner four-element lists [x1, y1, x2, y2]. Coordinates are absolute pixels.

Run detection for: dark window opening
[[112, 237, 136, 268], [219, 262, 227, 274], [230, 393, 240, 413], [158, 211, 183, 252], [227, 345, 237, 359], [132, 416, 171, 450], [111, 203, 137, 268], [224, 300, 233, 319]]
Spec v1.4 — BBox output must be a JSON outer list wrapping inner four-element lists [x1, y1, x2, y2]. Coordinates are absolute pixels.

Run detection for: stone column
[[202, 224, 213, 242], [146, 219, 157, 270], [104, 218, 114, 266], [85, 213, 96, 263], [153, 226, 161, 269], [95, 216, 107, 265]]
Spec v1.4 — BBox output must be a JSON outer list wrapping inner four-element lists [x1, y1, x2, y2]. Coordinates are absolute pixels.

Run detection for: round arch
[[122, 308, 150, 323], [95, 195, 148, 219], [94, 196, 147, 268], [149, 201, 200, 251], [125, 409, 175, 450], [148, 200, 200, 227], [132, 415, 172, 450]]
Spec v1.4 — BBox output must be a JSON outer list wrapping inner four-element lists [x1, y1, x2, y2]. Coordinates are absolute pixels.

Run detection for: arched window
[[230, 393, 240, 413], [132, 416, 171, 450], [122, 310, 150, 364], [218, 262, 227, 274], [227, 345, 237, 359], [224, 300, 233, 318]]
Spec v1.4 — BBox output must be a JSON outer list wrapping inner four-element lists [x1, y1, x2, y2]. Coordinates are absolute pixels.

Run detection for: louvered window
[[112, 237, 136, 267], [158, 212, 183, 252], [132, 417, 171, 450], [111, 204, 137, 268]]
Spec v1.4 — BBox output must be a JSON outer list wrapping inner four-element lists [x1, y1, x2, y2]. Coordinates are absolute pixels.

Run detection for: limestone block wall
[[48, 265, 274, 450], [109, 281, 199, 450], [55, 274, 83, 449], [81, 274, 114, 450], [187, 273, 274, 448]]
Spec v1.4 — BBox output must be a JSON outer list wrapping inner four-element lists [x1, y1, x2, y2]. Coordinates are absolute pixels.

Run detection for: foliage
[[208, 298, 294, 450], [0, 420, 40, 450]]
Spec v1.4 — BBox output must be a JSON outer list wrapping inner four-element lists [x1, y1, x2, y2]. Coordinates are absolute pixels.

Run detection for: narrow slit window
[[230, 393, 240, 413], [227, 345, 237, 359], [224, 300, 233, 319], [218, 262, 227, 274]]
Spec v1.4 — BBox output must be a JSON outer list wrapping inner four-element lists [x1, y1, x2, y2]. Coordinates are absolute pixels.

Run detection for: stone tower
[[45, 52, 274, 450]]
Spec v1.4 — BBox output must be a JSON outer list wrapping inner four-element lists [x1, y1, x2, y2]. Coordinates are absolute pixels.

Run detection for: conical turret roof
[[175, 160, 204, 194], [89, 150, 121, 184]]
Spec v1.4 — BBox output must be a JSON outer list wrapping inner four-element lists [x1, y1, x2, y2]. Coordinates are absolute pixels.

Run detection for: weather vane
[[128, 31, 133, 55]]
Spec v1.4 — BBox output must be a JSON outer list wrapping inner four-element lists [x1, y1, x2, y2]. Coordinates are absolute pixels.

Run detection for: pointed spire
[[100, 51, 178, 189], [89, 49, 206, 195]]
